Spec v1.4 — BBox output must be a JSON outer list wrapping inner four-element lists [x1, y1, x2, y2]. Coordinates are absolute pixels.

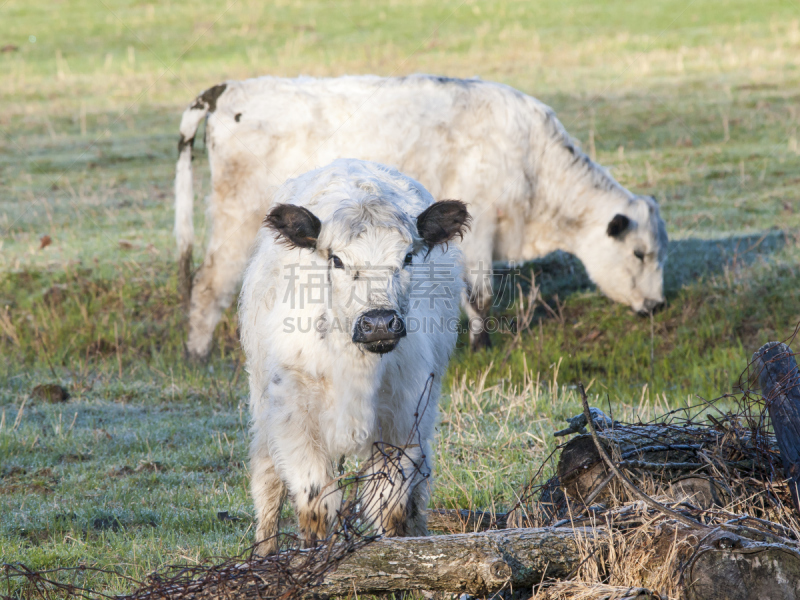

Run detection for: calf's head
[[266, 198, 469, 354], [578, 195, 668, 315]]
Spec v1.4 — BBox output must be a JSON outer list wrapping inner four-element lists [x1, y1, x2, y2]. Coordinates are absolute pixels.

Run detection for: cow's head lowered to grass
[[264, 177, 469, 355], [574, 194, 668, 315]]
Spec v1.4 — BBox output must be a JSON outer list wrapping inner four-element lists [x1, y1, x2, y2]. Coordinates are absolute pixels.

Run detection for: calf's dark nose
[[353, 309, 407, 344]]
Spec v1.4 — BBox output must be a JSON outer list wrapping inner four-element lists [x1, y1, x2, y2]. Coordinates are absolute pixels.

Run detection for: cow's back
[[206, 75, 537, 203]]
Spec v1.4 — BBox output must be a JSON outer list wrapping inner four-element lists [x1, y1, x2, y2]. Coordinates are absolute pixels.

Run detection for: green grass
[[2, 0, 800, 595]]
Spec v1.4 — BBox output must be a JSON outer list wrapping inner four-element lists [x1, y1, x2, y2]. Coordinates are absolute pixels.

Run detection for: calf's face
[[266, 199, 469, 354]]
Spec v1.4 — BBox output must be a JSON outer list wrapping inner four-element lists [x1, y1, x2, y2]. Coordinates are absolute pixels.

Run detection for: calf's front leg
[[360, 441, 430, 538], [286, 452, 341, 548], [269, 420, 342, 548]]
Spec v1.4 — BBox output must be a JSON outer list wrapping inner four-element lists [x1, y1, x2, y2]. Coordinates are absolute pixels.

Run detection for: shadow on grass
[[662, 230, 786, 294], [493, 230, 787, 305]]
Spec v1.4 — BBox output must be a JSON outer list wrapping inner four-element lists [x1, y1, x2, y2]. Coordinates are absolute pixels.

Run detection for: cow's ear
[[417, 200, 471, 247], [264, 204, 321, 249], [606, 214, 630, 238]]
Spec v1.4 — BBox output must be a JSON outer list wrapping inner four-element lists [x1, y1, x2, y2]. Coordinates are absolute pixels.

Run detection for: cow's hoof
[[469, 330, 492, 352], [185, 344, 211, 364]]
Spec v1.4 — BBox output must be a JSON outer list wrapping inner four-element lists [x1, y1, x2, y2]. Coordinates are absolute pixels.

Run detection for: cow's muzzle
[[352, 309, 407, 354], [637, 298, 665, 316]]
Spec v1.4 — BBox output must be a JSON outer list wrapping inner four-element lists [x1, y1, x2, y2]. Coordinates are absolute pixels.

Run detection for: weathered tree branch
[[315, 527, 598, 597], [752, 341, 800, 516]]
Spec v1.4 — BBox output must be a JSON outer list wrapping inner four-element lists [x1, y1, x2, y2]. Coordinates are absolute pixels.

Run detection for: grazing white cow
[[239, 158, 469, 554], [176, 74, 668, 359]]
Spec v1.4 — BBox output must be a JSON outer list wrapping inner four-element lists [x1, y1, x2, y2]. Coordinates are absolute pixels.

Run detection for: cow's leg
[[284, 451, 340, 548], [186, 210, 260, 360], [360, 442, 430, 537], [396, 439, 431, 537], [463, 256, 493, 351], [457, 206, 495, 351], [250, 448, 287, 555], [464, 289, 492, 351]]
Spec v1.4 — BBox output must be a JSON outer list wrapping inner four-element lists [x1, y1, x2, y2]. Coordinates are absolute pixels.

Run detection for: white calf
[[176, 74, 668, 359], [239, 159, 469, 554]]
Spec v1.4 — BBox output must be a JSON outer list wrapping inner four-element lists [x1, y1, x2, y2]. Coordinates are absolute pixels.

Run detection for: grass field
[[2, 0, 800, 595]]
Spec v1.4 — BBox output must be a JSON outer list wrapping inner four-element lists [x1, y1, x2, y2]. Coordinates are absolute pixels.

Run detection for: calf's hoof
[[252, 536, 280, 557]]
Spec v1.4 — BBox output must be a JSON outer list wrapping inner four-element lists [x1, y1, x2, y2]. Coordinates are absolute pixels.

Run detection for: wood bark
[[162, 528, 601, 599], [753, 341, 800, 515], [685, 542, 800, 600], [316, 527, 595, 596]]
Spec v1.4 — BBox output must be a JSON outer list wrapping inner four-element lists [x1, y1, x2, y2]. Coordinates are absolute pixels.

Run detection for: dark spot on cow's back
[[234, 113, 242, 122], [429, 75, 472, 87], [190, 83, 228, 112]]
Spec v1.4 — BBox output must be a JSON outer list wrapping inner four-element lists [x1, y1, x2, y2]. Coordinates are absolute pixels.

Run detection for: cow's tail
[[174, 83, 227, 306]]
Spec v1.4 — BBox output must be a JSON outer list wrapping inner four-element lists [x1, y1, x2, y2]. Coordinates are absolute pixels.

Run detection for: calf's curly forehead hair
[[324, 196, 419, 245]]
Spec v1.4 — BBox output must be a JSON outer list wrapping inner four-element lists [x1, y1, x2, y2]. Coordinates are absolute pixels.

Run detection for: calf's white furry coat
[[239, 159, 468, 553]]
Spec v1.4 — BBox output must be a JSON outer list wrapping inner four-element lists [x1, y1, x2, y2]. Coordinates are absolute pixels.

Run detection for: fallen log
[[144, 522, 800, 599], [153, 527, 601, 599], [317, 527, 594, 597]]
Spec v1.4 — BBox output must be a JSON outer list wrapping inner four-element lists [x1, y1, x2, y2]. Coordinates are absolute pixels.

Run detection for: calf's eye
[[634, 250, 645, 261], [331, 255, 344, 269], [404, 253, 413, 266]]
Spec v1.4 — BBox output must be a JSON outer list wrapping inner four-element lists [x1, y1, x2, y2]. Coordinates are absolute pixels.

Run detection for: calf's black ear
[[416, 200, 471, 247], [265, 204, 321, 249], [607, 213, 630, 238]]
